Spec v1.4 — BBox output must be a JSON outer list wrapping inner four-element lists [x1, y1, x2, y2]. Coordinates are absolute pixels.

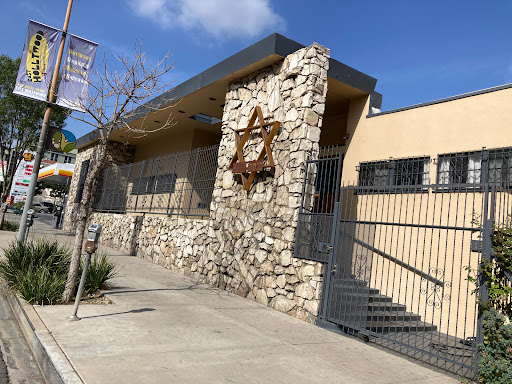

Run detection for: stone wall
[[63, 141, 135, 233], [73, 43, 331, 323], [208, 42, 330, 321]]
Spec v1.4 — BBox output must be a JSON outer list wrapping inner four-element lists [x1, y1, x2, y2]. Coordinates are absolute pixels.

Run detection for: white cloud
[[128, 0, 284, 39]]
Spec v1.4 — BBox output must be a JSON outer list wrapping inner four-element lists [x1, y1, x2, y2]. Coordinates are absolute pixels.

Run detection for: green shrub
[[2, 220, 19, 232], [0, 239, 70, 305], [81, 252, 118, 295], [12, 202, 24, 210], [0, 239, 117, 304], [478, 309, 512, 383], [16, 263, 68, 305], [468, 218, 512, 383]]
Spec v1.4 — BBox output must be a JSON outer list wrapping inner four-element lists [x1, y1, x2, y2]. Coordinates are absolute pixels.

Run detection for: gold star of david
[[228, 106, 280, 191]]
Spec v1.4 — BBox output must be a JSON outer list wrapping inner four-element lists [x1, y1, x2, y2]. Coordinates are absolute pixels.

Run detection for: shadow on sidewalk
[[105, 285, 207, 295], [79, 307, 155, 320]]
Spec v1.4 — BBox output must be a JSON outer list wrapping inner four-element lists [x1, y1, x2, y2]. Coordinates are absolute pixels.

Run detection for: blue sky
[[1, 0, 511, 139]]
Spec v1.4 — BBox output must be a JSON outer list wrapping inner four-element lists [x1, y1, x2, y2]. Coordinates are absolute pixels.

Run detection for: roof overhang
[[38, 163, 74, 185], [76, 33, 377, 149]]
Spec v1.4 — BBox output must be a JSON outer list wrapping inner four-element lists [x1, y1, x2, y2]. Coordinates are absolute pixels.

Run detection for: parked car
[[32, 202, 50, 213], [41, 201, 54, 213]]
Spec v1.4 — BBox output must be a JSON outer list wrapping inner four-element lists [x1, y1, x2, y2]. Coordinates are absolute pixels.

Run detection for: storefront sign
[[45, 127, 77, 153]]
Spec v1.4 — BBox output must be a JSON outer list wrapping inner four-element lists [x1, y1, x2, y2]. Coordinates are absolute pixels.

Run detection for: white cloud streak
[[128, 0, 284, 40]]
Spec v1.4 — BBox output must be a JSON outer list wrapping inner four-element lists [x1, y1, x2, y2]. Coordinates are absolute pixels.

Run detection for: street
[[0, 289, 45, 383]]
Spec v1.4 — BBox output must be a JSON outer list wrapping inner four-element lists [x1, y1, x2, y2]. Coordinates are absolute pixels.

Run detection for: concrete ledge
[[1, 287, 83, 384]]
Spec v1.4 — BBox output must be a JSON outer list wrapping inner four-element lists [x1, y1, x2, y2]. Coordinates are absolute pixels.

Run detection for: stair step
[[332, 284, 380, 294], [334, 293, 393, 303], [366, 321, 437, 333], [367, 311, 422, 322], [367, 302, 407, 312]]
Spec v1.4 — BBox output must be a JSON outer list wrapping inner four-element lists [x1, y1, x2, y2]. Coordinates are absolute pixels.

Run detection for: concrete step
[[367, 301, 407, 312], [366, 321, 437, 333], [367, 311, 422, 322]]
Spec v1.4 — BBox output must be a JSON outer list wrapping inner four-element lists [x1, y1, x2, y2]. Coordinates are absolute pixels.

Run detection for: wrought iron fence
[[295, 145, 512, 379], [93, 144, 219, 218]]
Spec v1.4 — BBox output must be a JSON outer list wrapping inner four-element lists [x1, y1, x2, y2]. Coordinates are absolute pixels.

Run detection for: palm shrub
[[0, 239, 70, 305], [0, 239, 117, 305], [2, 220, 19, 232], [80, 252, 118, 295]]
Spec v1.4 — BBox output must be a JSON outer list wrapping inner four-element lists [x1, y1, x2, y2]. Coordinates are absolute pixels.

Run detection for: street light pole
[[17, 0, 74, 242]]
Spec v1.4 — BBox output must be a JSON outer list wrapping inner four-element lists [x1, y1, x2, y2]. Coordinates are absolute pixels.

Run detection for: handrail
[[339, 230, 445, 287]]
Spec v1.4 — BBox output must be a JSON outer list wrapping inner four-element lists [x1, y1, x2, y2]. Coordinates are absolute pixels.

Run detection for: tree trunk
[[62, 141, 108, 303], [0, 210, 5, 230]]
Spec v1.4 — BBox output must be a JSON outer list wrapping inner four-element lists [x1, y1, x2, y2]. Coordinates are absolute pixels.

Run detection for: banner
[[13, 20, 60, 102], [56, 35, 98, 112]]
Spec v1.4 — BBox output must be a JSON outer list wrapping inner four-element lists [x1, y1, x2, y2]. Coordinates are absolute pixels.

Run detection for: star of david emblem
[[228, 106, 280, 191]]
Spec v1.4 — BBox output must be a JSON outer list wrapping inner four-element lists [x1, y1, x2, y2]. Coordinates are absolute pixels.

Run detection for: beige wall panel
[[342, 88, 512, 182]]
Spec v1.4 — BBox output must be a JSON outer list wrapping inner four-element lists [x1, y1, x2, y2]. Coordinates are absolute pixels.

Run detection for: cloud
[[128, 0, 284, 40]]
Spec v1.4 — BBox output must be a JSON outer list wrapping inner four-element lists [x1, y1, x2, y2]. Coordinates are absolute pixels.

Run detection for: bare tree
[[62, 42, 175, 302]]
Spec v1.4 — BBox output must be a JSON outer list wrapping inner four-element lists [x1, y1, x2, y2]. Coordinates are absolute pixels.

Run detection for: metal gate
[[295, 147, 512, 379]]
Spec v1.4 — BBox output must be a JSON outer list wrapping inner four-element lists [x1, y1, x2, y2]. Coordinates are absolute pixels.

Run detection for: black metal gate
[[295, 147, 512, 379]]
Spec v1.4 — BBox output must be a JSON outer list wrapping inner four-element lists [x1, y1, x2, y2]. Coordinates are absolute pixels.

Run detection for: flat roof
[[76, 33, 377, 148]]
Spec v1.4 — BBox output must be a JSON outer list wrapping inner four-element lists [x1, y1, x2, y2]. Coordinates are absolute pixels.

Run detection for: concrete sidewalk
[[0, 227, 460, 384]]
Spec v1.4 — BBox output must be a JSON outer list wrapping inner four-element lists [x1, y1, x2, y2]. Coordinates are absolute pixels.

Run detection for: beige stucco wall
[[342, 87, 512, 182]]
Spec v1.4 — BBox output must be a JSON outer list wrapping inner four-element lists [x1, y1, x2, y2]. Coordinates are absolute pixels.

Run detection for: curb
[[1, 287, 83, 384]]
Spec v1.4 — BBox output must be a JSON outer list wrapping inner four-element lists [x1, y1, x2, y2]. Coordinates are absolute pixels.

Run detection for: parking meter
[[69, 223, 102, 321], [1, 203, 7, 213], [26, 209, 35, 227], [85, 224, 101, 253]]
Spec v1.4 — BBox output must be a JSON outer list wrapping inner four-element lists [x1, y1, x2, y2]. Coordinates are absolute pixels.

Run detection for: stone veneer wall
[[63, 141, 135, 233], [77, 43, 330, 323]]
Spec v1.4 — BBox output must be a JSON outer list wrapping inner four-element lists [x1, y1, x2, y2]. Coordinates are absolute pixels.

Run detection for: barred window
[[76, 160, 90, 202], [488, 148, 512, 184], [358, 157, 430, 189], [155, 173, 176, 194], [437, 147, 512, 185], [131, 173, 176, 195]]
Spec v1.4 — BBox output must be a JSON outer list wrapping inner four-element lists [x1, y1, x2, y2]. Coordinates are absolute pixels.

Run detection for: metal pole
[[17, 0, 74, 242], [68, 251, 92, 321]]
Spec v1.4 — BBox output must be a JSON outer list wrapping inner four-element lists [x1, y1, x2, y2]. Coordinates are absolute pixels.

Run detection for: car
[[41, 201, 55, 213], [32, 202, 50, 213]]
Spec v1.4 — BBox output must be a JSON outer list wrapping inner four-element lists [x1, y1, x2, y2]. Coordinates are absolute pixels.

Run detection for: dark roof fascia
[[367, 83, 512, 118], [328, 58, 377, 94], [76, 33, 377, 148]]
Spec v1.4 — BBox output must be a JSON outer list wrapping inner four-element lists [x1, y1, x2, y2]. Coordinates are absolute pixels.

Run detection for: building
[[63, 34, 511, 378]]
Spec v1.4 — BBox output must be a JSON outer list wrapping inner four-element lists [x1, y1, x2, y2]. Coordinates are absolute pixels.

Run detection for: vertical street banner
[[13, 20, 60, 102], [56, 35, 98, 112]]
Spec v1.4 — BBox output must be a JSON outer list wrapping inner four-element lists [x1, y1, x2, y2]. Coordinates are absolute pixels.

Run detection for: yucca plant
[[2, 220, 19, 232], [81, 252, 118, 296], [0, 239, 71, 305], [16, 263, 68, 305], [0, 239, 117, 304]]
